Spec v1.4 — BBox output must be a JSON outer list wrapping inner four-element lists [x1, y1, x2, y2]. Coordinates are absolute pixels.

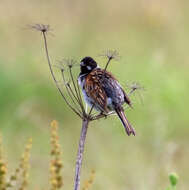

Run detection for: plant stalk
[[74, 118, 90, 190], [42, 32, 82, 118]]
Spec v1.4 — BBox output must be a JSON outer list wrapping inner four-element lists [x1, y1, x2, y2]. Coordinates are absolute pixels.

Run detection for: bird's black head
[[80, 57, 97, 75]]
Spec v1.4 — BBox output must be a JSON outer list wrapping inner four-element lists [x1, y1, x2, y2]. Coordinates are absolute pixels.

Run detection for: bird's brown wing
[[95, 68, 132, 107], [84, 69, 108, 112]]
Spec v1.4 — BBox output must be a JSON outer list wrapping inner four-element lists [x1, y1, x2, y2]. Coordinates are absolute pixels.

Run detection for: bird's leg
[[96, 111, 108, 119], [101, 111, 108, 119], [91, 110, 115, 120]]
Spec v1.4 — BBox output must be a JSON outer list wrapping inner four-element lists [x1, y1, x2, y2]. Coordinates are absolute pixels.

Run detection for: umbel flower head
[[31, 23, 142, 121], [99, 49, 120, 61], [30, 24, 51, 33]]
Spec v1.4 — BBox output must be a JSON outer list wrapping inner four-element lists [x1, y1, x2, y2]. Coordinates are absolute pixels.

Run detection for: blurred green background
[[0, 0, 189, 189]]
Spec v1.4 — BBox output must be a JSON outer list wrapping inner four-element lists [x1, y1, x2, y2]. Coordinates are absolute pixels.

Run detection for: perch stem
[[104, 57, 112, 73], [69, 67, 85, 114], [74, 118, 90, 190], [61, 70, 82, 114], [42, 32, 82, 118]]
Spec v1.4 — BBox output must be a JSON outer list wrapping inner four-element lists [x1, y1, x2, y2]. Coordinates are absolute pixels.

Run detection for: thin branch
[[76, 78, 85, 113], [57, 64, 81, 106], [74, 119, 90, 190], [128, 82, 144, 96], [88, 104, 95, 117], [91, 111, 115, 121], [68, 67, 85, 114], [61, 70, 83, 115], [128, 88, 137, 96], [42, 32, 82, 118], [67, 83, 81, 105], [104, 57, 112, 73]]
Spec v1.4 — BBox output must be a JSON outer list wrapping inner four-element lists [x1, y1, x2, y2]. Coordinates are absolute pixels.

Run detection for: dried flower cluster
[[0, 160, 7, 190], [0, 134, 7, 190], [0, 135, 32, 190], [82, 170, 95, 190], [18, 138, 32, 190], [50, 120, 63, 190], [99, 50, 120, 61], [0, 124, 96, 190], [30, 24, 51, 34], [6, 167, 20, 189]]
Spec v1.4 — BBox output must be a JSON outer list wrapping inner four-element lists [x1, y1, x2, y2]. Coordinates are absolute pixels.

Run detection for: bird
[[78, 56, 135, 136]]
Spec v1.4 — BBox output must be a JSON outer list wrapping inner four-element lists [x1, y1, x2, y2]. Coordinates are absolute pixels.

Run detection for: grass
[[0, 0, 189, 189]]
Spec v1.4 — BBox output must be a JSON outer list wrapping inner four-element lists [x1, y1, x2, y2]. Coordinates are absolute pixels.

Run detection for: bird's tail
[[115, 107, 135, 136]]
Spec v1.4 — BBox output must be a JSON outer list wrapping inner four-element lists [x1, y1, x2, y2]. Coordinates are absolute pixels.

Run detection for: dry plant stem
[[61, 70, 82, 115], [61, 69, 81, 107], [104, 57, 112, 73], [128, 89, 135, 96], [68, 67, 85, 114], [42, 32, 82, 118], [67, 83, 83, 109], [76, 79, 85, 113], [88, 104, 95, 116], [74, 118, 90, 190]]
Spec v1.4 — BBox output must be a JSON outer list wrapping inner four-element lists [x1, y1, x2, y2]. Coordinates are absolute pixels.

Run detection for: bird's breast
[[78, 75, 95, 108]]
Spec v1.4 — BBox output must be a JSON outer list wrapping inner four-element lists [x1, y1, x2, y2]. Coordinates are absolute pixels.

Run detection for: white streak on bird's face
[[87, 66, 92, 70]]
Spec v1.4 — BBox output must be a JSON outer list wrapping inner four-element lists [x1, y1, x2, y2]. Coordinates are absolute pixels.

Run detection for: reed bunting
[[78, 57, 135, 136]]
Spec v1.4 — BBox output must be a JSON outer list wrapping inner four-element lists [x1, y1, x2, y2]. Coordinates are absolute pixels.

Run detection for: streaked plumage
[[78, 57, 135, 136]]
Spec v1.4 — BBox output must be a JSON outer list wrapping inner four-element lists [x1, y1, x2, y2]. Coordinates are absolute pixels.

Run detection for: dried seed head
[[30, 24, 51, 33], [62, 58, 77, 68], [54, 62, 65, 73], [82, 169, 95, 190], [99, 50, 120, 61], [129, 82, 144, 91]]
